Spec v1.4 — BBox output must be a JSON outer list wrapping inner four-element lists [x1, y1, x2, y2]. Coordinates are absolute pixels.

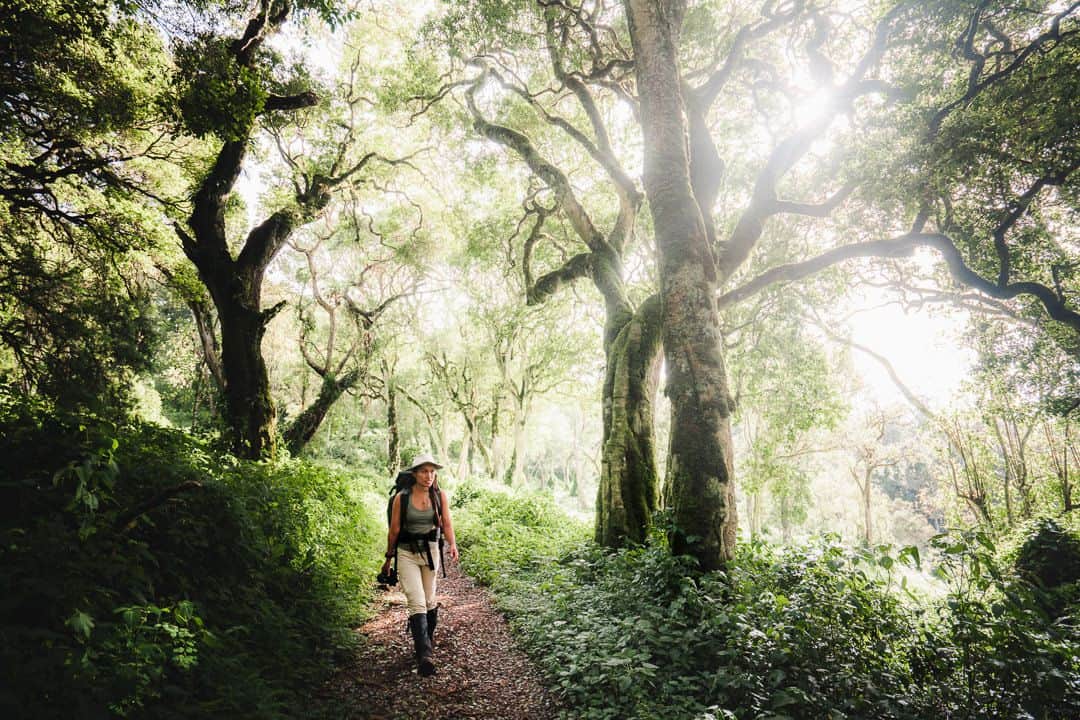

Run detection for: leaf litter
[[315, 564, 562, 720]]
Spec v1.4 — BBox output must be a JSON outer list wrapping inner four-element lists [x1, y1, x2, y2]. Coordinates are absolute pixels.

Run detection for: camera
[[376, 567, 398, 586]]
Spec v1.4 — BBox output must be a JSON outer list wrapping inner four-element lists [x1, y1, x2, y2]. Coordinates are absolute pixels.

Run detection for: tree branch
[[465, 68, 607, 253], [722, 230, 1080, 343], [263, 91, 319, 113], [772, 182, 857, 217], [527, 252, 594, 305], [716, 4, 903, 279]]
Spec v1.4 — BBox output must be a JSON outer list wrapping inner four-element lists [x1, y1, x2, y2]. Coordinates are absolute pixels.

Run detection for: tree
[[727, 297, 845, 539], [0, 0, 175, 408], [845, 407, 904, 545], [280, 222, 412, 455], [426, 338, 499, 478], [731, 3, 1080, 350], [625, 0, 1080, 568], [169, 0, 429, 458], [419, 1, 664, 544], [622, 0, 914, 567]]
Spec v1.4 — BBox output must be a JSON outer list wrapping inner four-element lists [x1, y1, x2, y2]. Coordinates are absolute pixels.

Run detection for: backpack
[[386, 471, 446, 576]]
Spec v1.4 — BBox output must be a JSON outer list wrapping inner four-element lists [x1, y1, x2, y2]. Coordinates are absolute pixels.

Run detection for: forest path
[[316, 563, 562, 720]]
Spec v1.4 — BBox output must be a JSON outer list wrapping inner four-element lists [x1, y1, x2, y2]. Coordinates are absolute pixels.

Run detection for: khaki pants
[[398, 543, 439, 617]]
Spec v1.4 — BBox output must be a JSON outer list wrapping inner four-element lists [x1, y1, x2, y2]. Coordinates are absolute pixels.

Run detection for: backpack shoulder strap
[[429, 486, 443, 526]]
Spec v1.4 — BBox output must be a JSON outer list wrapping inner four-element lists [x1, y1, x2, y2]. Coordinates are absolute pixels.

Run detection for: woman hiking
[[381, 453, 459, 676]]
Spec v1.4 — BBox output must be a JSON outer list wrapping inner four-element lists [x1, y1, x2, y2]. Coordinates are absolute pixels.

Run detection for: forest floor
[[315, 563, 562, 720]]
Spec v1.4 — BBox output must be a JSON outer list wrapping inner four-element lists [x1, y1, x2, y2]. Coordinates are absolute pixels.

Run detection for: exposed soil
[[315, 563, 562, 720]]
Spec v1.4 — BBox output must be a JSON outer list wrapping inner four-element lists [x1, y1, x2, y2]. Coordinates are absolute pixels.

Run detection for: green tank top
[[402, 491, 436, 536]]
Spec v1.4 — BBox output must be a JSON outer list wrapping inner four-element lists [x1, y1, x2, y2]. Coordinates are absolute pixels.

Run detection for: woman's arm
[[382, 494, 401, 567], [440, 489, 459, 562]]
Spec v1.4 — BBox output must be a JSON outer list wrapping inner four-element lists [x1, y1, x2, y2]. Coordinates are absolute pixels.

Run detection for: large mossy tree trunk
[[625, 0, 738, 569], [217, 287, 279, 458], [596, 294, 663, 547]]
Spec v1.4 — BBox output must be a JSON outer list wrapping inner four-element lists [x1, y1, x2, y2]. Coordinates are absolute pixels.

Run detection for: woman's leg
[[421, 541, 439, 610], [398, 549, 435, 675], [422, 542, 440, 642], [398, 549, 428, 617]]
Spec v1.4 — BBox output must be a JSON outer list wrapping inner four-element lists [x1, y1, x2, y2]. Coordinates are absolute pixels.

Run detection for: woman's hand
[[447, 542, 459, 563]]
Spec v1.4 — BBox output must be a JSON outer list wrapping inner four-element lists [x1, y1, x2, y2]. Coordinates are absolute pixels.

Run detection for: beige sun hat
[[407, 452, 443, 471]]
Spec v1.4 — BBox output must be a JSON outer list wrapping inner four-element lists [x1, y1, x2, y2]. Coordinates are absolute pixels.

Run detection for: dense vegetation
[[0, 395, 384, 718], [456, 487, 1080, 720]]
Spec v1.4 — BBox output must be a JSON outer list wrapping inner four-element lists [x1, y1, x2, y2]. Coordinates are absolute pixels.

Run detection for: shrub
[[0, 393, 384, 719], [1013, 517, 1080, 611], [909, 528, 1080, 719], [456, 488, 1080, 720]]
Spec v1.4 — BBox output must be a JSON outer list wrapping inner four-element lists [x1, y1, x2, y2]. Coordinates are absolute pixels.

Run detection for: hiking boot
[[426, 606, 439, 645], [408, 613, 436, 676]]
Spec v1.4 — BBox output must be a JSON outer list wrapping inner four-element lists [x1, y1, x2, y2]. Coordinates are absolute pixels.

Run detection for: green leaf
[[67, 609, 95, 639]]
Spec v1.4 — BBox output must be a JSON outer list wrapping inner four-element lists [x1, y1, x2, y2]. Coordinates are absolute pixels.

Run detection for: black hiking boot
[[426, 606, 439, 645], [408, 613, 436, 676]]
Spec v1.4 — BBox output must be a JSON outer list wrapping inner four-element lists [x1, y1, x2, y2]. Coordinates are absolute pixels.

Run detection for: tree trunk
[[596, 294, 663, 547], [503, 446, 516, 486], [513, 412, 527, 486], [282, 370, 358, 456], [491, 392, 505, 481], [386, 378, 400, 476], [457, 422, 471, 480], [748, 491, 762, 539], [779, 494, 793, 543], [862, 469, 873, 546], [993, 418, 1016, 526], [505, 389, 530, 486], [466, 410, 494, 478], [1047, 419, 1075, 513], [216, 293, 278, 458], [626, 0, 738, 569]]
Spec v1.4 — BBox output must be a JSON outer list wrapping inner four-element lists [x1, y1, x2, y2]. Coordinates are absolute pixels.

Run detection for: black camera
[[376, 568, 398, 586]]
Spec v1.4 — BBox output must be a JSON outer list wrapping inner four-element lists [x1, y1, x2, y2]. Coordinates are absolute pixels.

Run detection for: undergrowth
[[454, 484, 1080, 720], [0, 394, 385, 719]]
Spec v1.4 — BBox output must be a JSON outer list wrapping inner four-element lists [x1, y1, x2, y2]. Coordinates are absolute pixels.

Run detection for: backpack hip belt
[[396, 528, 444, 575]]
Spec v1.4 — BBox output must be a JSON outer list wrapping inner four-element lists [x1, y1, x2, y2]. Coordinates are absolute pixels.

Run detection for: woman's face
[[413, 464, 437, 488]]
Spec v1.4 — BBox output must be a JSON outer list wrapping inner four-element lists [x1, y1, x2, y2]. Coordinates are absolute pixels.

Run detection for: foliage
[[0, 243, 160, 411], [0, 1, 176, 410], [171, 34, 269, 140], [1013, 518, 1080, 592], [457, 484, 1080, 720], [911, 527, 1080, 718], [0, 392, 384, 718], [452, 479, 590, 596], [727, 301, 846, 537], [1010, 517, 1080, 617]]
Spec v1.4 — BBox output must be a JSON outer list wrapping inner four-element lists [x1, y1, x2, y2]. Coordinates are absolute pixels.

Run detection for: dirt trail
[[317, 564, 562, 720]]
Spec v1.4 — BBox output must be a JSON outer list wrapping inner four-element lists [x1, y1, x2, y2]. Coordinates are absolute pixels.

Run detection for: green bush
[[909, 528, 1080, 719], [456, 488, 1080, 720], [0, 393, 384, 718], [1012, 517, 1080, 612]]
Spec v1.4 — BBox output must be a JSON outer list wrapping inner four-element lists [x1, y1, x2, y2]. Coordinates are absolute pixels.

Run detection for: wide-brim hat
[[407, 453, 443, 471]]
